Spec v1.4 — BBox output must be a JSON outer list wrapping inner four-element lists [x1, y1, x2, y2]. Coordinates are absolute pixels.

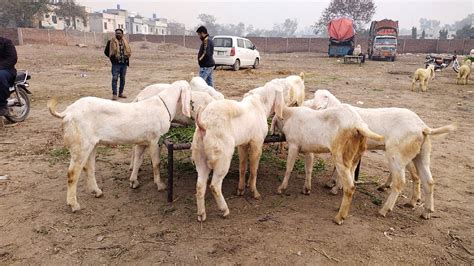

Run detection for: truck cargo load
[[327, 18, 355, 57], [368, 19, 399, 61]]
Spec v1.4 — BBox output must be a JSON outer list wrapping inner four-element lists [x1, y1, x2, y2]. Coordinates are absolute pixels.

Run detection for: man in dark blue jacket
[[0, 37, 17, 116], [196, 26, 215, 87]]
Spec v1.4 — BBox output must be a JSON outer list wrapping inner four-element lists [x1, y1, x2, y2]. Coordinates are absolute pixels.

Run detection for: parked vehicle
[[425, 54, 460, 73], [213, 35, 261, 71], [327, 18, 355, 57], [5, 70, 31, 123], [368, 19, 399, 61]]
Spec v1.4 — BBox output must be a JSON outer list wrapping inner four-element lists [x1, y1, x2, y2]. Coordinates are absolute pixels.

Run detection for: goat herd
[[48, 71, 457, 225], [412, 59, 471, 91]]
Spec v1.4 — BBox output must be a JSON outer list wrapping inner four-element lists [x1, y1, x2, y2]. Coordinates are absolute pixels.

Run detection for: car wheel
[[232, 59, 240, 71], [253, 58, 259, 69]]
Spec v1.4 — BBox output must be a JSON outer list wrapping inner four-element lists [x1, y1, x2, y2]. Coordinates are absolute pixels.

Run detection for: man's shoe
[[0, 107, 9, 117], [112, 95, 118, 101], [118, 94, 127, 98]]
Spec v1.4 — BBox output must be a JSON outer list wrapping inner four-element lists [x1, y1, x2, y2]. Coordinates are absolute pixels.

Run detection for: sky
[[77, 0, 473, 31]]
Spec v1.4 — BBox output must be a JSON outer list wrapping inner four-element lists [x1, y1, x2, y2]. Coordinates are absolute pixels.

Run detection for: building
[[127, 14, 146, 34], [89, 12, 126, 33], [148, 14, 168, 35], [39, 2, 90, 31]]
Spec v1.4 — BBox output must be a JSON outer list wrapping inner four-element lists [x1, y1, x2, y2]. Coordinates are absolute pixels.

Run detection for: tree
[[313, 0, 376, 34], [280, 18, 298, 37], [54, 1, 88, 29], [439, 29, 448, 40], [421, 30, 426, 39], [411, 27, 417, 39], [0, 0, 50, 28], [454, 24, 474, 39], [196, 13, 219, 34]]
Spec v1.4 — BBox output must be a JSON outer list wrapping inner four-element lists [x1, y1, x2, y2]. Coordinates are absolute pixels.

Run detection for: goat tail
[[47, 98, 65, 118], [423, 123, 457, 136], [357, 126, 384, 142]]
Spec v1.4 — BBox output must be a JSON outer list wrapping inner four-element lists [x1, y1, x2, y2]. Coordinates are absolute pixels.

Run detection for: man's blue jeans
[[112, 63, 127, 96], [199, 67, 214, 87]]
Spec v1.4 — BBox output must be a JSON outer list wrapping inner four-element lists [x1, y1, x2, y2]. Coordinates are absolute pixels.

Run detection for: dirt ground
[[0, 42, 473, 264]]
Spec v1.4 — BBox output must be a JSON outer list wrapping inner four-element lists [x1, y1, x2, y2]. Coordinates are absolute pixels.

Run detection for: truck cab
[[368, 19, 399, 61], [371, 35, 397, 61]]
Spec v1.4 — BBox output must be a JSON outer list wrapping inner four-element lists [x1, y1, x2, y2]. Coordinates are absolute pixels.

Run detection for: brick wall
[[1, 27, 473, 54]]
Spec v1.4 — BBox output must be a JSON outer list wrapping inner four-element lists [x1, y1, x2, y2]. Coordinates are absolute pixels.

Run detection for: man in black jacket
[[196, 26, 215, 87], [104, 29, 131, 100], [0, 37, 18, 116]]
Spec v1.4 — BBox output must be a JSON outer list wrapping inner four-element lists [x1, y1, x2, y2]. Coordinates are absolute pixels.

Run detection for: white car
[[213, 35, 261, 71]]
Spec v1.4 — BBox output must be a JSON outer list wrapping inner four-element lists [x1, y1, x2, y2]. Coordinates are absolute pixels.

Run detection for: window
[[136, 25, 139, 32], [52, 16, 57, 24], [244, 40, 253, 49], [213, 37, 232, 47], [104, 22, 108, 30], [237, 39, 244, 48]]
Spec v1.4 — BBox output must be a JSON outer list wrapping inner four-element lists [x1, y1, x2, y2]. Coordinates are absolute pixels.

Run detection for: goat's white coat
[[48, 80, 192, 212]]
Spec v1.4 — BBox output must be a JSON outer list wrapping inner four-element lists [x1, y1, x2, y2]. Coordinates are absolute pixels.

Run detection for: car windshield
[[375, 38, 396, 45], [214, 38, 233, 47]]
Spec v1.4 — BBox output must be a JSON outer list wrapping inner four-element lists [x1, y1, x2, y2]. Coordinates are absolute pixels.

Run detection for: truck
[[327, 18, 355, 57], [368, 19, 399, 61]]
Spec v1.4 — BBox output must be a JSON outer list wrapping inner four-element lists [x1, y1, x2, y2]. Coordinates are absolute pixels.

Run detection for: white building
[[40, 3, 90, 31], [89, 12, 126, 33]]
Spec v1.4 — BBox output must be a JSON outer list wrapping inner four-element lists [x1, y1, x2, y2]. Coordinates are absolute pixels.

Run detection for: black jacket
[[198, 35, 215, 67], [104, 40, 129, 66], [0, 37, 18, 78]]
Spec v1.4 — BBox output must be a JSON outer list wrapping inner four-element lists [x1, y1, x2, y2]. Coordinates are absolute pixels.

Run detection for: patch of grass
[[49, 147, 70, 163], [372, 88, 384, 92], [160, 126, 195, 144]]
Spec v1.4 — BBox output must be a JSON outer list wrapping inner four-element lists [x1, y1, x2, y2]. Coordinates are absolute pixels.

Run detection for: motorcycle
[[424, 54, 460, 73], [5, 70, 32, 123]]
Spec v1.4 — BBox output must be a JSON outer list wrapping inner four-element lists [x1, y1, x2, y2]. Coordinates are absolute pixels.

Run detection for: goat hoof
[[333, 215, 344, 225], [130, 180, 140, 189], [156, 182, 167, 191], [252, 192, 261, 200], [377, 185, 388, 192], [324, 180, 336, 189], [378, 208, 389, 217], [222, 209, 230, 218], [330, 186, 339, 195], [404, 202, 416, 209], [69, 203, 81, 213], [277, 186, 286, 195], [94, 189, 103, 198], [301, 188, 311, 195], [197, 213, 207, 222], [420, 211, 431, 220], [236, 188, 245, 196]]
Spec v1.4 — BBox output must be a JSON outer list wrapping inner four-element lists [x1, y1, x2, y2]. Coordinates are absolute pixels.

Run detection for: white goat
[[48, 80, 191, 212], [309, 89, 457, 219], [412, 64, 435, 92], [191, 74, 304, 222], [189, 75, 225, 100], [128, 89, 215, 188], [273, 90, 385, 224]]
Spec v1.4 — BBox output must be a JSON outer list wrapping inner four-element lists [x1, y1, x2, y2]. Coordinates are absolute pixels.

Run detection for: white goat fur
[[274, 92, 385, 224], [128, 86, 216, 188], [189, 76, 225, 100], [309, 89, 457, 219], [412, 64, 435, 92], [47, 80, 192, 212], [191, 74, 305, 222], [353, 44, 362, 56], [456, 59, 471, 85]]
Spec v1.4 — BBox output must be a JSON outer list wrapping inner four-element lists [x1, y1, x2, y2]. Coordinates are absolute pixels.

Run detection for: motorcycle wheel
[[5, 87, 31, 123]]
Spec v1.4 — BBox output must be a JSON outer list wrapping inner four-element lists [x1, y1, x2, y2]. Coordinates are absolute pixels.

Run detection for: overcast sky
[[77, 0, 473, 31]]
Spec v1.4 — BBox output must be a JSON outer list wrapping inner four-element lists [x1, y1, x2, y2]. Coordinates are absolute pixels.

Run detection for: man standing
[[196, 26, 215, 87], [0, 36, 17, 117], [104, 29, 131, 100]]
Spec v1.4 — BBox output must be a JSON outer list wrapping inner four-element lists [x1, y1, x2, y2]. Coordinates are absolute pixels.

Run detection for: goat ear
[[181, 84, 191, 118], [273, 90, 284, 119], [299, 72, 305, 81]]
